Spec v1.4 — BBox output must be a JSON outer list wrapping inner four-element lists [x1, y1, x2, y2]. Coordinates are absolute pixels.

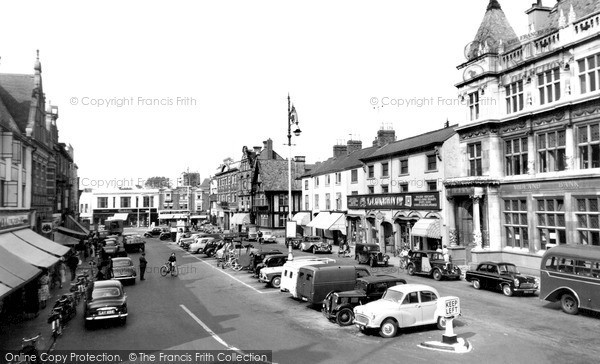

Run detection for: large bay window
[[537, 130, 565, 172]]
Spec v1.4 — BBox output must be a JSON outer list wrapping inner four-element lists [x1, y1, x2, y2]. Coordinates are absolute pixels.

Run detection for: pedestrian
[[67, 252, 79, 281], [139, 253, 147, 280], [38, 270, 50, 308], [58, 259, 66, 288], [442, 245, 450, 262], [436, 244, 443, 253]]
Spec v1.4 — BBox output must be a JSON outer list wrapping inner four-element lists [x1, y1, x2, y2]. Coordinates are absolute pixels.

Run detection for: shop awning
[[53, 231, 79, 246], [107, 213, 129, 221], [292, 212, 311, 226], [12, 229, 71, 257], [190, 215, 208, 219], [230, 213, 250, 225], [0, 234, 59, 268], [159, 214, 174, 219], [307, 212, 346, 232], [66, 215, 90, 235], [0, 283, 11, 299], [56, 226, 88, 239], [411, 219, 441, 239], [0, 245, 41, 295]]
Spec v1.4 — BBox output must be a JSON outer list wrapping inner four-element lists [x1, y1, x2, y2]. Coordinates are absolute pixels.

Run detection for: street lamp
[[287, 94, 301, 261]]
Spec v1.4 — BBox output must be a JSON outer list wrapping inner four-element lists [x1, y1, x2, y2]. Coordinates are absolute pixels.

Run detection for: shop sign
[[446, 186, 475, 197], [347, 192, 440, 210], [499, 178, 600, 194], [0, 212, 29, 231]]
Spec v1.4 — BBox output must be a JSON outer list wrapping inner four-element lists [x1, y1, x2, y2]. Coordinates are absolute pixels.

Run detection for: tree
[[145, 176, 172, 189]]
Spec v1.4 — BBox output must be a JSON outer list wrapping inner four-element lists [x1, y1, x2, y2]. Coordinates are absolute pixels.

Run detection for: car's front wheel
[[379, 318, 398, 338], [312, 246, 317, 254], [502, 284, 514, 297], [561, 293, 579, 315], [271, 276, 281, 289], [407, 264, 415, 276], [336, 308, 354, 326], [472, 279, 481, 290], [432, 269, 442, 281]]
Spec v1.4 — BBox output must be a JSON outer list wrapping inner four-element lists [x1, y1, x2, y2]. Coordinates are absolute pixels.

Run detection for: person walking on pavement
[[139, 253, 148, 280], [67, 252, 79, 281]]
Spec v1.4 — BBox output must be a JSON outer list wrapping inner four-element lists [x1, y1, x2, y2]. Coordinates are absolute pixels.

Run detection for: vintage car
[[248, 249, 283, 274], [355, 243, 389, 267], [159, 231, 172, 241], [254, 254, 288, 277], [260, 232, 278, 244], [259, 266, 285, 288], [323, 275, 406, 326], [285, 235, 304, 249], [143, 227, 164, 238], [300, 236, 332, 254], [111, 257, 136, 284], [123, 234, 145, 253], [465, 261, 538, 297], [353, 284, 452, 338], [178, 233, 203, 249], [203, 240, 225, 257], [406, 251, 461, 281], [189, 237, 217, 254], [102, 239, 127, 258], [84, 280, 128, 328]]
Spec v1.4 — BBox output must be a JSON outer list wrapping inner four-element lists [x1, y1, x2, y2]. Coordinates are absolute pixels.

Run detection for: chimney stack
[[253, 146, 262, 154], [262, 138, 274, 159], [525, 0, 551, 32], [346, 140, 362, 154], [333, 144, 348, 158], [374, 128, 396, 147]]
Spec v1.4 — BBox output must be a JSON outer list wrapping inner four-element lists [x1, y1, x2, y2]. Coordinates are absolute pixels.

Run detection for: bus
[[540, 245, 600, 315]]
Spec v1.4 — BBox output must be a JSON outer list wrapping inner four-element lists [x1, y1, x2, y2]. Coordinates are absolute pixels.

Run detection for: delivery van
[[280, 258, 336, 297], [296, 265, 371, 304]]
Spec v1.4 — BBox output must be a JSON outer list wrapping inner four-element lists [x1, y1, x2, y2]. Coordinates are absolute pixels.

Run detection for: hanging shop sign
[[347, 192, 440, 211]]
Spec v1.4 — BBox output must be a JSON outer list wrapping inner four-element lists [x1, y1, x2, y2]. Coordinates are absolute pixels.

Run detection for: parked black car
[[248, 249, 283, 275], [84, 280, 128, 328], [285, 235, 303, 249], [203, 240, 225, 257], [465, 261, 538, 297], [253, 254, 288, 277], [355, 243, 389, 267], [406, 250, 461, 281], [143, 227, 163, 238], [322, 275, 406, 326]]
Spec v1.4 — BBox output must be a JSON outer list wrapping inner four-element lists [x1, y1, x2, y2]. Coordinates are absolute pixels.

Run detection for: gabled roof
[[466, 0, 517, 60], [0, 73, 36, 133], [0, 96, 22, 133], [360, 125, 457, 162], [199, 178, 211, 189], [257, 159, 305, 191]]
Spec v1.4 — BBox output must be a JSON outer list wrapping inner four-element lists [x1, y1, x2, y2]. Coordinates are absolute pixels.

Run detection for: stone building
[[448, 0, 600, 273]]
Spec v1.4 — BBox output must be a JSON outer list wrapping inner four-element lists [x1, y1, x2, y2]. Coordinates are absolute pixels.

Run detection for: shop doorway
[[381, 222, 394, 254]]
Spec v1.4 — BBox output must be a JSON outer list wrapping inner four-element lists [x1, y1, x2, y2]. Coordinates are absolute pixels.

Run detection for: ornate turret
[[466, 0, 518, 60]]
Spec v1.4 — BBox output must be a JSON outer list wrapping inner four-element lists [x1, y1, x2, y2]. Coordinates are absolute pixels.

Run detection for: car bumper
[[443, 272, 462, 279], [353, 314, 377, 329], [85, 312, 128, 321], [113, 276, 135, 281]]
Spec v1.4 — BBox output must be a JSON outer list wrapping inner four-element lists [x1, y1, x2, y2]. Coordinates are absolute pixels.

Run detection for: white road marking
[[187, 254, 267, 294], [180, 305, 277, 364]]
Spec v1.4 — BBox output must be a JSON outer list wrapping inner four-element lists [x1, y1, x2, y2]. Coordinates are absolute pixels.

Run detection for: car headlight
[[513, 278, 520, 287]]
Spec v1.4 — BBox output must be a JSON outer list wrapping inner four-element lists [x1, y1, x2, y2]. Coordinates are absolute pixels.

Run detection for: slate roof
[[546, 0, 600, 29], [257, 159, 306, 191], [0, 97, 22, 133], [466, 0, 518, 60], [303, 145, 379, 178], [0, 74, 36, 134], [360, 125, 457, 162]]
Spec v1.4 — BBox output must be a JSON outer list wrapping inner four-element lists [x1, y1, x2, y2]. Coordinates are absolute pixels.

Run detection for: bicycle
[[221, 251, 241, 270], [160, 261, 178, 277], [17, 333, 42, 364]]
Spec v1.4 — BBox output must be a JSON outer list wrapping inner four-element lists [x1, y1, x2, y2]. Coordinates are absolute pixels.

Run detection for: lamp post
[[287, 94, 301, 261]]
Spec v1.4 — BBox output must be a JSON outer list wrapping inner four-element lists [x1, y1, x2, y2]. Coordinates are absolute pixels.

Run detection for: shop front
[[230, 213, 250, 232], [347, 192, 442, 253], [292, 212, 311, 237], [306, 211, 346, 246]]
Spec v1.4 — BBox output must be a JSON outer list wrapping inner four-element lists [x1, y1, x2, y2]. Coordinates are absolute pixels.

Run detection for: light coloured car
[[353, 284, 454, 338], [189, 237, 216, 254]]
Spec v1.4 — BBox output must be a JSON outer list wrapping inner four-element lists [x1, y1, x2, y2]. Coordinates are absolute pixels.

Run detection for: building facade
[[448, 0, 600, 273], [84, 188, 159, 227]]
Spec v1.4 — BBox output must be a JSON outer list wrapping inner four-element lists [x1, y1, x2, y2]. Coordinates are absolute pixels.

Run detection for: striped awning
[[411, 219, 441, 239]]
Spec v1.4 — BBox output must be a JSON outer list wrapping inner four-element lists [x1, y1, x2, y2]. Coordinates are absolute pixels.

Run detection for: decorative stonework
[[449, 228, 458, 248], [527, 160, 535, 175], [565, 155, 574, 170], [502, 123, 526, 133], [533, 111, 565, 126], [572, 105, 600, 118], [473, 230, 483, 248]]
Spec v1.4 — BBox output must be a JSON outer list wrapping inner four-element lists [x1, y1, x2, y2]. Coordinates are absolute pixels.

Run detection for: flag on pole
[[290, 104, 298, 124]]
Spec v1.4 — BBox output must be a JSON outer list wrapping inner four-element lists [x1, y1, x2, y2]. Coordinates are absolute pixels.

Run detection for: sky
[[0, 0, 531, 189]]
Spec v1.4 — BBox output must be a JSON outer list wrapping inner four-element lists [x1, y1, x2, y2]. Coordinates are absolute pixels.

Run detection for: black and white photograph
[[1, 1, 600, 363]]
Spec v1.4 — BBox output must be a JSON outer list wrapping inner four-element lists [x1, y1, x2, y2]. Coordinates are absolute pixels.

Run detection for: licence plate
[[99, 310, 115, 315]]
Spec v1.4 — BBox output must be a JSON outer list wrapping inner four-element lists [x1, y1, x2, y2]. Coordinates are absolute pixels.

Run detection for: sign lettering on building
[[499, 178, 598, 194], [0, 212, 29, 231], [347, 192, 440, 210]]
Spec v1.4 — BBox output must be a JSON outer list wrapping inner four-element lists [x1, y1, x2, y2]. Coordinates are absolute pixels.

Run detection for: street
[[53, 238, 600, 364]]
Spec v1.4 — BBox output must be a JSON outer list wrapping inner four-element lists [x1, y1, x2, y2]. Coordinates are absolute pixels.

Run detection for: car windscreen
[[381, 289, 404, 303], [499, 264, 518, 274], [355, 280, 368, 291], [92, 288, 121, 299], [112, 260, 131, 267]]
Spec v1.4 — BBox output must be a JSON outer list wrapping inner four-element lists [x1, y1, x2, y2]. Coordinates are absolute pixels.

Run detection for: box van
[[280, 258, 336, 296], [297, 265, 371, 304]]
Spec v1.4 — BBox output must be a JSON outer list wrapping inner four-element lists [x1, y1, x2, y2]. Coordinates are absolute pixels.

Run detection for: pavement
[[0, 256, 96, 353]]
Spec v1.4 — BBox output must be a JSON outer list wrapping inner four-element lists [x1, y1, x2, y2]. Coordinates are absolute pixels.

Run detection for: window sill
[[398, 173, 409, 177], [424, 170, 438, 174]]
